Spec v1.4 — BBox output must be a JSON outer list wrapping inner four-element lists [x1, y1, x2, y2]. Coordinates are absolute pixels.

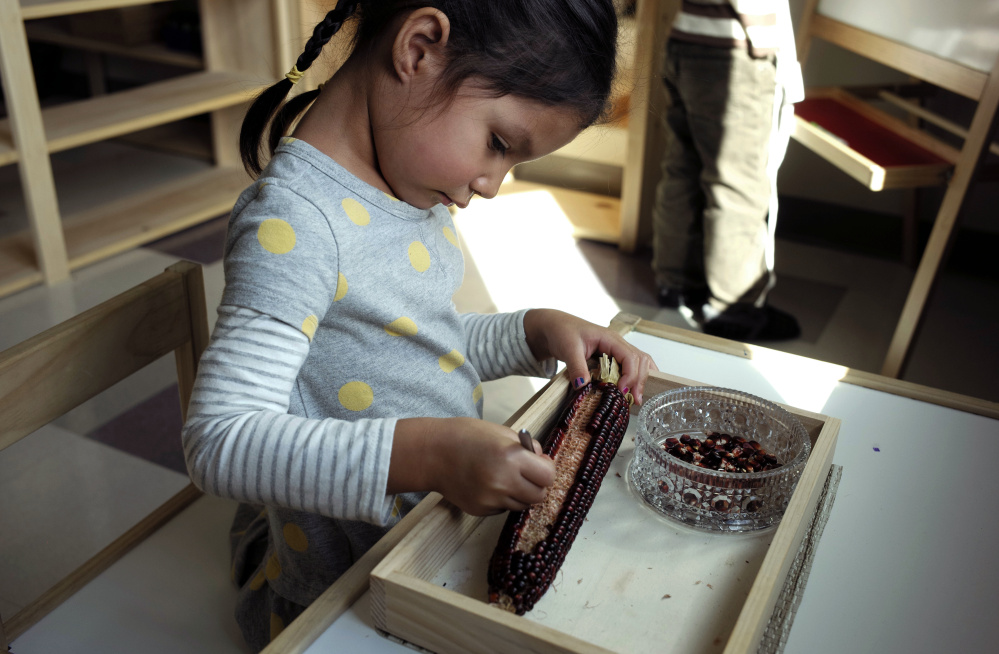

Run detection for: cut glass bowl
[[628, 386, 811, 533]]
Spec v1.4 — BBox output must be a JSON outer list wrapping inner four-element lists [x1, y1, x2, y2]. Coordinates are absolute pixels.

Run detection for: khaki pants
[[652, 40, 777, 314]]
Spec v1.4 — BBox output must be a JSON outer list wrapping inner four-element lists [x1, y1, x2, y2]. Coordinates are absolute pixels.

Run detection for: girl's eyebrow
[[505, 125, 533, 155]]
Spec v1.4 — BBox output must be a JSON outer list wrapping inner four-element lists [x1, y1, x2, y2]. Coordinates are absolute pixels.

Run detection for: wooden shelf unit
[[25, 19, 203, 69], [19, 0, 167, 21], [0, 70, 268, 166], [0, 0, 285, 298], [793, 1, 999, 379]]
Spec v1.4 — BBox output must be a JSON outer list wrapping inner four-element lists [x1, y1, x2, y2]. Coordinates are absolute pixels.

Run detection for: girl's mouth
[[439, 192, 470, 209]]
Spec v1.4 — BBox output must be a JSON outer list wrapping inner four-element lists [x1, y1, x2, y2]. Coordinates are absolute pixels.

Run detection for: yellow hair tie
[[285, 65, 305, 84]]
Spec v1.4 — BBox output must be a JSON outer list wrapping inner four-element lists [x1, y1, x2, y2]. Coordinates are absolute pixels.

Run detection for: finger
[[629, 354, 654, 405], [511, 475, 548, 507], [601, 341, 641, 390], [504, 499, 531, 513], [520, 451, 556, 489], [562, 349, 592, 393]]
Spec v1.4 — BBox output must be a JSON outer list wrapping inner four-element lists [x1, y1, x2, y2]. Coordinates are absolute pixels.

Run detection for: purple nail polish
[[573, 376, 586, 389], [623, 387, 630, 395]]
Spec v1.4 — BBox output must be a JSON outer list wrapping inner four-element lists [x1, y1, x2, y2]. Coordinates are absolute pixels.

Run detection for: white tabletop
[[301, 330, 999, 654]]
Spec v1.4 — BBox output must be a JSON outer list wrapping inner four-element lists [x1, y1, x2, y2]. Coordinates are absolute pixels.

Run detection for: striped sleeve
[[671, 0, 779, 58], [181, 305, 398, 525], [459, 310, 558, 382]]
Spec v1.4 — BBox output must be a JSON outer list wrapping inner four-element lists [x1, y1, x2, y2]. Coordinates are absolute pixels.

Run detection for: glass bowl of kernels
[[628, 386, 811, 533]]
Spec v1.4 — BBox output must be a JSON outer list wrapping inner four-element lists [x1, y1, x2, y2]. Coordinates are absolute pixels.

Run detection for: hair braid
[[238, 1, 360, 176], [295, 2, 360, 74]]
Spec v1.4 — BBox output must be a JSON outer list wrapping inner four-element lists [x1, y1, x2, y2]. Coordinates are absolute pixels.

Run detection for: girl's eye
[[490, 134, 509, 155]]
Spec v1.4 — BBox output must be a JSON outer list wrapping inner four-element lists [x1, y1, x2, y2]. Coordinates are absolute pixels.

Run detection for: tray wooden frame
[[264, 313, 997, 654], [368, 321, 841, 654]]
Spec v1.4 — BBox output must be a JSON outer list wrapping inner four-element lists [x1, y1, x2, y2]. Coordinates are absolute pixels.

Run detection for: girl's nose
[[471, 170, 506, 200]]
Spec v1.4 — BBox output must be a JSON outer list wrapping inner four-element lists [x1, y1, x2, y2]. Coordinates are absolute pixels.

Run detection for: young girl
[[182, 1, 656, 649]]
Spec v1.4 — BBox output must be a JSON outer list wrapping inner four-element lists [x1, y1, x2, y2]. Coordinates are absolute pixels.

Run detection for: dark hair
[[239, 0, 619, 176]]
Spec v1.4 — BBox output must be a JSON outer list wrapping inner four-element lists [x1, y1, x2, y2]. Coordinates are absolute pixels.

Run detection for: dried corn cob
[[487, 356, 631, 615]]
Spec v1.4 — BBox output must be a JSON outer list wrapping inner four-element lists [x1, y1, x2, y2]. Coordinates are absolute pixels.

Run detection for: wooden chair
[[0, 261, 243, 651], [791, 0, 999, 378]]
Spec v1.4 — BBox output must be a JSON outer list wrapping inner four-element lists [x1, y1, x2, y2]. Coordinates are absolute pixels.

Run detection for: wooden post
[[617, 0, 673, 253], [881, 52, 999, 377], [0, 0, 70, 284], [168, 261, 210, 421]]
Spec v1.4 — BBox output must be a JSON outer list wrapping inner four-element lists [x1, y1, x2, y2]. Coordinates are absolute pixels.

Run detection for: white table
[[269, 318, 999, 654]]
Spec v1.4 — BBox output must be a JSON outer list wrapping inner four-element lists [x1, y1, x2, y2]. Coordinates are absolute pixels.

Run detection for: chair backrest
[[0, 260, 210, 647]]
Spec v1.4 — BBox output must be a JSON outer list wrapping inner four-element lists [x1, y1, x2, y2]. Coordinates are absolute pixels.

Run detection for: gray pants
[[652, 40, 777, 314]]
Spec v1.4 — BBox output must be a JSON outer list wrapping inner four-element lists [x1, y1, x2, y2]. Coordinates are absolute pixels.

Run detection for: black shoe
[[702, 304, 801, 341], [657, 287, 707, 309], [657, 287, 683, 308]]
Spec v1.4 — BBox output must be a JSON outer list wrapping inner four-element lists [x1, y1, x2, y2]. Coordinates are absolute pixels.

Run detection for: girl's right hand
[[391, 417, 555, 516]]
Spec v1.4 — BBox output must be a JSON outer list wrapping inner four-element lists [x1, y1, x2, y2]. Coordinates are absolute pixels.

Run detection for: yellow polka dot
[[384, 317, 418, 337], [384, 192, 399, 202], [390, 495, 404, 519], [265, 553, 281, 580], [280, 136, 296, 145], [283, 523, 309, 552], [408, 241, 431, 272], [443, 226, 459, 247], [333, 272, 348, 302], [270, 613, 285, 642], [339, 381, 373, 411], [473, 384, 483, 404], [342, 198, 370, 225], [249, 568, 266, 591], [301, 315, 318, 341], [439, 349, 465, 373], [257, 218, 296, 254]]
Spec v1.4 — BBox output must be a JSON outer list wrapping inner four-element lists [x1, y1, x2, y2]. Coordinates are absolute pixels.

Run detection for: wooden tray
[[370, 369, 840, 654]]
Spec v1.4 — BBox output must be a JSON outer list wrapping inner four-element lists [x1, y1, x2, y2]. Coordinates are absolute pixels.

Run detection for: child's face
[[373, 83, 584, 210]]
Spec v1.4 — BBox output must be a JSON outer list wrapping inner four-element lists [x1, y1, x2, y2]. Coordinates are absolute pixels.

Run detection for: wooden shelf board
[[0, 140, 15, 168], [0, 232, 46, 298], [62, 166, 249, 268], [113, 119, 213, 161], [0, 166, 248, 299], [25, 22, 202, 68], [0, 71, 266, 165], [20, 0, 173, 21], [47, 70, 266, 153]]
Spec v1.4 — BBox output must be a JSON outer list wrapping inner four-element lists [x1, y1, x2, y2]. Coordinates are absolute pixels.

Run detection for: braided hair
[[239, 0, 618, 177]]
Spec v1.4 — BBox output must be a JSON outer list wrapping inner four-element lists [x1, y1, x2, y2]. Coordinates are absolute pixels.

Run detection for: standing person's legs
[[686, 44, 773, 309], [676, 42, 798, 340], [651, 41, 706, 308]]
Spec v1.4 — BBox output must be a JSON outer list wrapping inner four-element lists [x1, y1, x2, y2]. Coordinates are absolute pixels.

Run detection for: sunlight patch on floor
[[453, 187, 622, 329]]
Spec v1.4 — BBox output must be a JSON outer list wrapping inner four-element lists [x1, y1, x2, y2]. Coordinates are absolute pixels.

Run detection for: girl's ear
[[392, 7, 451, 83]]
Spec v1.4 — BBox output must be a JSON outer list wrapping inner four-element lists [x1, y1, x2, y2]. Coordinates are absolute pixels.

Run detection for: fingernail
[[622, 387, 630, 395], [573, 376, 586, 389]]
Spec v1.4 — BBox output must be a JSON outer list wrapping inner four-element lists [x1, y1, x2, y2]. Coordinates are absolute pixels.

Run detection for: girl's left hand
[[523, 309, 659, 404]]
